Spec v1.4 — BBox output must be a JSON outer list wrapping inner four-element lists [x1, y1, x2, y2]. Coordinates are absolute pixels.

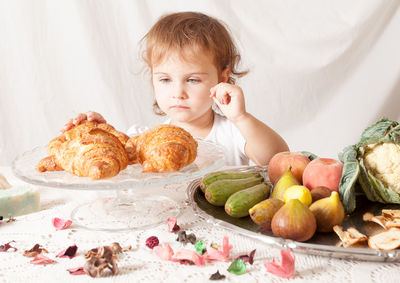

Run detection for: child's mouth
[[170, 105, 190, 109]]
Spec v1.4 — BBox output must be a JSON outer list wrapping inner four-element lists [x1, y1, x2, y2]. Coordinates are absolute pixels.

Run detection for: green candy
[[227, 259, 246, 275], [195, 240, 206, 255]]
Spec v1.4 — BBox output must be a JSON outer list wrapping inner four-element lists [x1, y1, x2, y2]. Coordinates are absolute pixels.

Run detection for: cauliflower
[[364, 143, 400, 194], [339, 118, 400, 213]]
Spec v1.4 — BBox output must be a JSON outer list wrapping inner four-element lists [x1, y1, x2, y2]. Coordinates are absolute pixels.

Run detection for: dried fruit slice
[[382, 209, 400, 219], [363, 210, 400, 229], [368, 228, 400, 250], [362, 212, 388, 229], [333, 225, 368, 247]]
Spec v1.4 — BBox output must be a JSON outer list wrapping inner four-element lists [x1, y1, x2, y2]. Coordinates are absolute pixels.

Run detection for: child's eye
[[159, 78, 171, 83], [187, 78, 200, 83]]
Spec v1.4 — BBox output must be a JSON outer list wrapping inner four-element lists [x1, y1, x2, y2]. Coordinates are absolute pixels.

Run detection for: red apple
[[267, 152, 311, 185], [302, 158, 344, 192]]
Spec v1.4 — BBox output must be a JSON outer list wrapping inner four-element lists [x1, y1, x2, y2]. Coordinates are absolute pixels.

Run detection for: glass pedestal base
[[70, 191, 180, 231]]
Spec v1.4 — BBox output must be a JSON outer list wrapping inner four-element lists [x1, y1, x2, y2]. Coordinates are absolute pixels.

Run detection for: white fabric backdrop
[[0, 0, 399, 166]]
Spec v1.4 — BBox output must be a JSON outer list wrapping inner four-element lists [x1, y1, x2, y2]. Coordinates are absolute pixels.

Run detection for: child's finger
[[86, 111, 106, 123], [61, 119, 74, 133], [72, 113, 87, 125], [214, 87, 232, 105]]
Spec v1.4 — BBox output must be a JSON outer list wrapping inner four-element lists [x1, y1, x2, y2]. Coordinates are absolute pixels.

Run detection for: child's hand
[[210, 83, 247, 123], [61, 111, 106, 133]]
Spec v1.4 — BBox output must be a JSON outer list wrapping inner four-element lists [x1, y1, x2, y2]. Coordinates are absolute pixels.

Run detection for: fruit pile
[[201, 152, 346, 242]]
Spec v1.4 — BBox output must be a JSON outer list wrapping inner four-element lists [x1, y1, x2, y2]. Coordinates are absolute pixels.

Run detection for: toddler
[[63, 12, 289, 166]]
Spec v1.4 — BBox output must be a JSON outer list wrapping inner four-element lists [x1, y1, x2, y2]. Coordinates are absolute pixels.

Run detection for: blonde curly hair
[[141, 12, 248, 115]]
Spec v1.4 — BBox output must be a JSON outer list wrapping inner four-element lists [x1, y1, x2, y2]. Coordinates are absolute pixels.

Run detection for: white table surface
[[1, 166, 399, 283]]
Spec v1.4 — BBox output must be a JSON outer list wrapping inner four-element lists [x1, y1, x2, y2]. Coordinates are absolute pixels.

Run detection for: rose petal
[[167, 217, 180, 233], [57, 244, 78, 258], [30, 254, 55, 265], [67, 267, 86, 275], [23, 244, 48, 257], [264, 249, 295, 278], [209, 270, 226, 280], [171, 249, 205, 266], [153, 243, 174, 261], [204, 236, 232, 261], [236, 249, 256, 265], [53, 217, 72, 231], [0, 241, 17, 252]]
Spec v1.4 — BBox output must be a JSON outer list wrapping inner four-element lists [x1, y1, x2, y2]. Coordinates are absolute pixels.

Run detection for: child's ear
[[220, 67, 230, 83]]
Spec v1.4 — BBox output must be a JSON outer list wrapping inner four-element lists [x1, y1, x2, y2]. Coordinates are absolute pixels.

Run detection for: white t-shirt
[[126, 112, 249, 166]]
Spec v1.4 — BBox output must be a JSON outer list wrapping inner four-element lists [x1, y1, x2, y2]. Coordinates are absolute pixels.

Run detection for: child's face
[[152, 49, 220, 123]]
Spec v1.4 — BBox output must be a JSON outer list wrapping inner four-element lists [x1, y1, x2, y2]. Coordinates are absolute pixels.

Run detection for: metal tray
[[185, 170, 400, 262]]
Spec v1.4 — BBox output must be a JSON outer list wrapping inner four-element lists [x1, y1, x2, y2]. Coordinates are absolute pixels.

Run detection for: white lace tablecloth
[[1, 166, 399, 283]]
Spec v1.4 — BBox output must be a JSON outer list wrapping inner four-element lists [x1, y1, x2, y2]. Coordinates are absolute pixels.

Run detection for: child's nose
[[172, 86, 188, 99]]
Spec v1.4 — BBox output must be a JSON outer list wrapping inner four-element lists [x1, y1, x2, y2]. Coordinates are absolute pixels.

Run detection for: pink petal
[[204, 236, 232, 261], [30, 254, 55, 265], [52, 217, 72, 231], [167, 217, 180, 233], [67, 267, 86, 275], [222, 236, 233, 254], [171, 249, 205, 266], [264, 249, 295, 278], [56, 244, 78, 258], [153, 243, 174, 261]]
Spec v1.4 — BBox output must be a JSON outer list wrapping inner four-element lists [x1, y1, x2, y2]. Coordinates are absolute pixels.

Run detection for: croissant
[[37, 121, 131, 179], [132, 124, 198, 173]]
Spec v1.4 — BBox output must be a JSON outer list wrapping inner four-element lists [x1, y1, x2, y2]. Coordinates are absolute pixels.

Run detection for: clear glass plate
[[185, 168, 400, 262], [12, 139, 225, 190]]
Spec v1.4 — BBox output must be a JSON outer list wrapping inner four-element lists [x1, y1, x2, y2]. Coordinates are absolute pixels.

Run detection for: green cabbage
[[338, 118, 400, 213]]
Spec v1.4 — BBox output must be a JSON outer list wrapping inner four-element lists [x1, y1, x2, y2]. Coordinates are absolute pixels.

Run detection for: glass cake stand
[[12, 139, 225, 231]]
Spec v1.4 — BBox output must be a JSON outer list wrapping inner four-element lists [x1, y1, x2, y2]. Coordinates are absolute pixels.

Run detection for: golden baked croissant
[[37, 121, 132, 179], [131, 124, 198, 173]]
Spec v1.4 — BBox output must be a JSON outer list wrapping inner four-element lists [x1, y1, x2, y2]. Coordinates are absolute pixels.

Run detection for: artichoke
[[339, 118, 400, 213]]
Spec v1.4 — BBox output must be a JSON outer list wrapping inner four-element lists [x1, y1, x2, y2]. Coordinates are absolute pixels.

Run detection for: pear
[[309, 191, 345, 232], [270, 166, 300, 201]]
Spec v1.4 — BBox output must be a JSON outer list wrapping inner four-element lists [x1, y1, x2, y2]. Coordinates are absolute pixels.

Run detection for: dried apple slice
[[382, 209, 400, 219], [362, 212, 388, 229], [333, 225, 368, 248], [368, 228, 400, 250]]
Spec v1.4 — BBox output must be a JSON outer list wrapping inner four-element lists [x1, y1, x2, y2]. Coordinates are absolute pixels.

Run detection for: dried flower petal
[[30, 254, 55, 265], [236, 249, 256, 265], [23, 244, 48, 257], [67, 267, 86, 275], [6, 216, 16, 223], [264, 249, 295, 278], [176, 230, 187, 243], [167, 217, 180, 233], [84, 244, 122, 277], [227, 259, 246, 275], [57, 244, 78, 258], [210, 270, 226, 280], [153, 243, 174, 261], [0, 241, 17, 252], [53, 217, 72, 230], [171, 249, 205, 266], [187, 233, 197, 244], [195, 240, 206, 255], [146, 236, 159, 249], [204, 236, 232, 261], [210, 243, 221, 250]]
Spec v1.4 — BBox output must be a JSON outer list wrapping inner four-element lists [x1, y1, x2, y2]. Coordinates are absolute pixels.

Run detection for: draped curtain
[[0, 0, 399, 165]]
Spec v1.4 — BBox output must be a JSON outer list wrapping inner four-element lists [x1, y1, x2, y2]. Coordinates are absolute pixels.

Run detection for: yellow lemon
[[283, 185, 312, 206]]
